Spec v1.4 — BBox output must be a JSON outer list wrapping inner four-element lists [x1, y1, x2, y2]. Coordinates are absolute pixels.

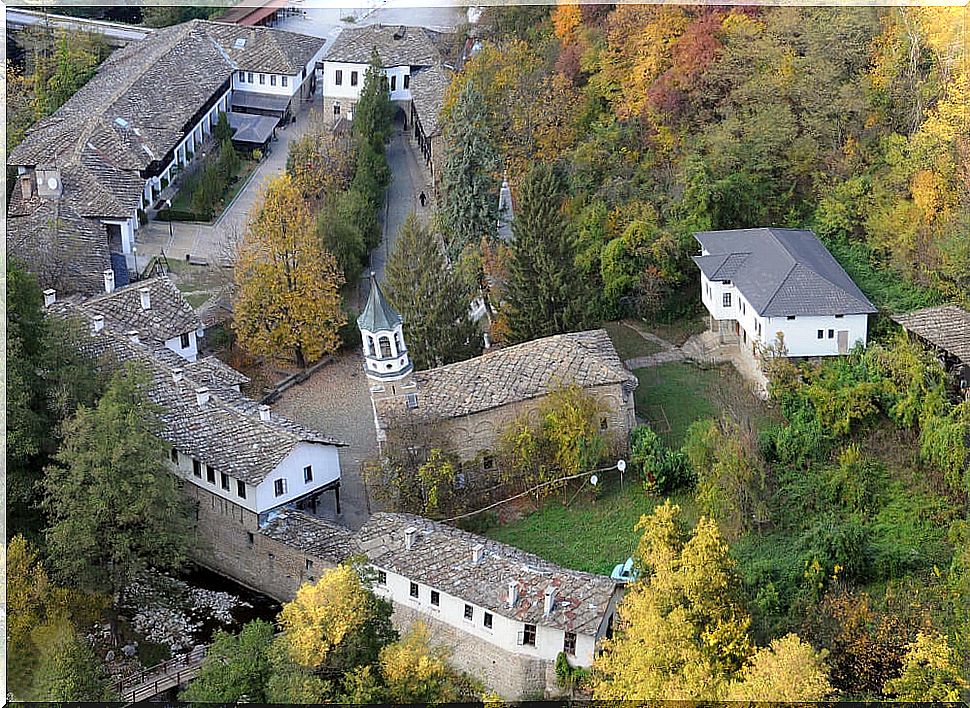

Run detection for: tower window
[[393, 331, 402, 354], [379, 336, 392, 358], [367, 336, 376, 356]]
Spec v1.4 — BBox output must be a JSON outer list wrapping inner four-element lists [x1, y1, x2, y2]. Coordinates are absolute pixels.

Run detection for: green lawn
[[634, 361, 726, 445], [602, 320, 662, 360], [170, 157, 258, 221], [483, 478, 700, 575]]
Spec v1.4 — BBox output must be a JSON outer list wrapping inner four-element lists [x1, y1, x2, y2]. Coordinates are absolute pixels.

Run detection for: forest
[[444, 5, 967, 325]]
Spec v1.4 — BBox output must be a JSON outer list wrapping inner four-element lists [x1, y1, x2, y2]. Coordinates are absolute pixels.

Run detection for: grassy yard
[[602, 320, 662, 360], [483, 477, 700, 575], [170, 156, 258, 222]]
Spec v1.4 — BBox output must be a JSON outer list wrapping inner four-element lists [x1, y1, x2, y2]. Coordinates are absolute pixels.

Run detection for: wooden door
[[837, 330, 849, 354]]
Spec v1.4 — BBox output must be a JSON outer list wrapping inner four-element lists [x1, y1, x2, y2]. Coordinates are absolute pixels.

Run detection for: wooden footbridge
[[114, 644, 207, 704]]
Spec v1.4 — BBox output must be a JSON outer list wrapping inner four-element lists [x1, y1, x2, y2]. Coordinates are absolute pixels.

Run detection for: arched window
[[379, 336, 392, 358], [367, 336, 376, 356], [393, 331, 403, 355]]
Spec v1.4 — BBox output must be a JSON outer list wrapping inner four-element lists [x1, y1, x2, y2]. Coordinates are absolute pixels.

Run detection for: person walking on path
[[418, 190, 427, 208]]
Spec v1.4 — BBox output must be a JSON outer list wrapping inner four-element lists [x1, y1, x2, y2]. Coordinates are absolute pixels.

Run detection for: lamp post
[[165, 199, 173, 245], [617, 459, 626, 491]]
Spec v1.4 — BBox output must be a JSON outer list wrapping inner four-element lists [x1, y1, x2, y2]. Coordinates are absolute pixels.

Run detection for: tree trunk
[[295, 345, 307, 369]]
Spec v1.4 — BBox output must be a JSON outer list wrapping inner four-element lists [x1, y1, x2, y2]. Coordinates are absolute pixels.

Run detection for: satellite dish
[[590, 474, 598, 486], [617, 459, 627, 473], [47, 177, 58, 190]]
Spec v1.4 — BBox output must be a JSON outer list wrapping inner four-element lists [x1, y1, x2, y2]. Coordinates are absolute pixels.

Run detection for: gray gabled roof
[[693, 228, 877, 317], [357, 274, 403, 333], [324, 24, 445, 66], [893, 305, 970, 364], [356, 512, 618, 635], [78, 276, 202, 343]]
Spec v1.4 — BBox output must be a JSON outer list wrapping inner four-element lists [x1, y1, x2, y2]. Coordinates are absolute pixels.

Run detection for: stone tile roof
[[377, 330, 637, 423], [693, 228, 877, 317], [893, 305, 970, 364], [409, 64, 451, 137], [49, 300, 344, 486], [202, 21, 325, 75], [186, 355, 252, 389], [325, 24, 444, 66], [260, 508, 354, 564], [78, 276, 202, 343], [6, 193, 110, 296], [356, 512, 618, 635]]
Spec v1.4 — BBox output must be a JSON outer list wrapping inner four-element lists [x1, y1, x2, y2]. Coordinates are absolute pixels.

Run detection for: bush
[[629, 425, 692, 495], [156, 208, 208, 222]]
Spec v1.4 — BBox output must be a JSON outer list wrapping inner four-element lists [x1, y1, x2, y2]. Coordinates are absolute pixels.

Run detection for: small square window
[[482, 454, 495, 471], [835, 314, 844, 319], [378, 570, 387, 585], [351, 71, 358, 86], [722, 292, 732, 308], [270, 74, 277, 86], [246, 531, 254, 547], [304, 465, 313, 483], [787, 315, 796, 320], [464, 604, 473, 621], [484, 612, 493, 629], [180, 332, 191, 349], [410, 582, 419, 598], [564, 631, 577, 655], [817, 330, 824, 339], [274, 479, 285, 497], [192, 459, 202, 478], [333, 102, 341, 117], [236, 480, 246, 499], [828, 329, 835, 339], [403, 74, 410, 89], [206, 465, 215, 483], [305, 558, 313, 571], [522, 623, 537, 646], [221, 473, 230, 491], [431, 590, 440, 606], [390, 75, 396, 91]]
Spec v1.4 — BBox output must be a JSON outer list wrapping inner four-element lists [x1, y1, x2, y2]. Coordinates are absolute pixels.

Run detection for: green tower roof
[[357, 272, 403, 333]]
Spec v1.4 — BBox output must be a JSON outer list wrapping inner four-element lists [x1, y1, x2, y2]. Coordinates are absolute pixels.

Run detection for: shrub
[[629, 425, 691, 495], [156, 208, 208, 222]]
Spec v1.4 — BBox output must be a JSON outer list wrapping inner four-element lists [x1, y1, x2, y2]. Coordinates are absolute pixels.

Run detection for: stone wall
[[425, 382, 635, 465], [389, 602, 568, 700], [184, 484, 335, 602]]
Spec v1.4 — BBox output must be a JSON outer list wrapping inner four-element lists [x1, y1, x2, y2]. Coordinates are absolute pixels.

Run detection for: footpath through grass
[[602, 320, 662, 360]]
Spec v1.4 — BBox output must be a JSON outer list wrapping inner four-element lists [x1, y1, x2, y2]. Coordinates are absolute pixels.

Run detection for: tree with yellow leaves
[[593, 502, 833, 701], [379, 622, 465, 704], [276, 564, 396, 672], [884, 632, 969, 701], [233, 173, 346, 367]]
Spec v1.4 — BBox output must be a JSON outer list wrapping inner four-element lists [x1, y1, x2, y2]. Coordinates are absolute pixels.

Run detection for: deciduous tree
[[234, 173, 347, 367], [727, 634, 833, 701], [41, 365, 193, 600], [884, 632, 968, 701], [180, 621, 275, 703]]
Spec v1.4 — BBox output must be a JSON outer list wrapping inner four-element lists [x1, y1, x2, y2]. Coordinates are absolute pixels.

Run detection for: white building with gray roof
[[8, 19, 327, 295], [356, 512, 622, 698], [693, 228, 877, 358]]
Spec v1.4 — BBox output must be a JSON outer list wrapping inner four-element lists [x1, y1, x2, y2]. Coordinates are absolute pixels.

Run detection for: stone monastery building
[[356, 276, 639, 468]]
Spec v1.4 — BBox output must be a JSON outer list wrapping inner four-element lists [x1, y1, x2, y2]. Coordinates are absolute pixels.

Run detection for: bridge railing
[[114, 644, 207, 701]]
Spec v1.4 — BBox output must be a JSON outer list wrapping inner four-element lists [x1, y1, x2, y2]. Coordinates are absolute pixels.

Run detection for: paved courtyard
[[272, 350, 379, 531]]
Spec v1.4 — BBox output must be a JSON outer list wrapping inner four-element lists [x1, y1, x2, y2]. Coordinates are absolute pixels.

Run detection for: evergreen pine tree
[[439, 82, 500, 257], [386, 213, 482, 369], [352, 49, 393, 152], [504, 163, 588, 343]]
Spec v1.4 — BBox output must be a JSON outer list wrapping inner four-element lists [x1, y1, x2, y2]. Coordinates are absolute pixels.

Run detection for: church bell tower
[[357, 273, 413, 388]]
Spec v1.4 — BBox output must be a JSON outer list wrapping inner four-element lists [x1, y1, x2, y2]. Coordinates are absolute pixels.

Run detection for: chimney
[[404, 526, 417, 550], [544, 586, 557, 615], [258, 404, 272, 422], [172, 368, 184, 385], [507, 579, 518, 608], [92, 315, 105, 333], [483, 332, 491, 350], [36, 167, 62, 199], [472, 543, 485, 564], [195, 387, 210, 407], [127, 330, 140, 344], [43, 289, 56, 307], [19, 174, 34, 200], [103, 269, 115, 294], [139, 287, 151, 310]]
